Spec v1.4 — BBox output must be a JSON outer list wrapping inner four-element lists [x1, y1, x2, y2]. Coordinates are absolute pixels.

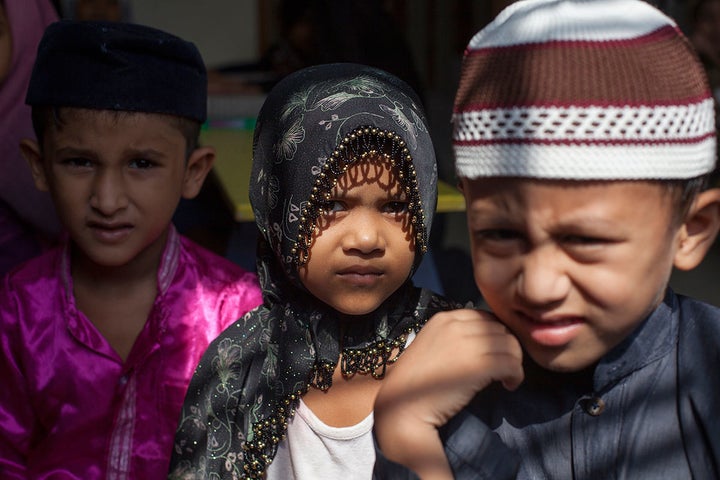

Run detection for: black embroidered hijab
[[170, 63, 458, 479]]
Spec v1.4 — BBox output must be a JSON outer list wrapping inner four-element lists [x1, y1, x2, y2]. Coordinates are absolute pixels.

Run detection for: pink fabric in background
[[0, 0, 60, 275], [0, 228, 263, 479]]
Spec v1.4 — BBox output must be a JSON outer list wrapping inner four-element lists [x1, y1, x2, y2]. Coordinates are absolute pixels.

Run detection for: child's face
[[462, 177, 683, 372], [299, 157, 416, 316], [23, 109, 211, 269]]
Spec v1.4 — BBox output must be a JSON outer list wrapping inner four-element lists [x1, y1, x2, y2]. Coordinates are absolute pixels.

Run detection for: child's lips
[[87, 221, 133, 243], [337, 265, 384, 286], [518, 312, 584, 347]]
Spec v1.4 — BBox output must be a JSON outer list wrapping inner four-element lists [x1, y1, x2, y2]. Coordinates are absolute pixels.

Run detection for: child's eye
[[559, 234, 617, 262], [383, 201, 409, 214], [474, 229, 521, 242], [321, 200, 346, 213], [472, 229, 524, 257], [61, 157, 93, 168], [129, 158, 155, 169], [561, 234, 611, 246], [472, 229, 525, 256]]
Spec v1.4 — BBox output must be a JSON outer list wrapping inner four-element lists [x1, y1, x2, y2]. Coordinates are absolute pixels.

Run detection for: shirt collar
[[60, 225, 181, 299], [593, 288, 677, 392], [156, 225, 180, 295]]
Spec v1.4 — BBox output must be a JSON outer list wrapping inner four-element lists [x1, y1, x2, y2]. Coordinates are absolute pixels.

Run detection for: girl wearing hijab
[[169, 63, 460, 479], [0, 0, 60, 275]]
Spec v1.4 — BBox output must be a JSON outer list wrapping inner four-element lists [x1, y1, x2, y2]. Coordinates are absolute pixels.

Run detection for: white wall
[[129, 0, 259, 68]]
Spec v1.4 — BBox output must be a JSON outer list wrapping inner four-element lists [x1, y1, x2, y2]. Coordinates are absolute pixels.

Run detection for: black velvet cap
[[26, 20, 207, 122]]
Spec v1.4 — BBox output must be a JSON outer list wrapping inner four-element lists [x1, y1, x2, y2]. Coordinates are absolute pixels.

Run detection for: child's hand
[[374, 308, 523, 479]]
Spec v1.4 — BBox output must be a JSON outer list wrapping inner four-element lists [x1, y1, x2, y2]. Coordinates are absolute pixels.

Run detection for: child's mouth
[[520, 313, 584, 347], [88, 221, 133, 243], [337, 267, 383, 287]]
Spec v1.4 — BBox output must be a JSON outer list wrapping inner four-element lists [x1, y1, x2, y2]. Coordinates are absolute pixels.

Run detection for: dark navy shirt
[[375, 290, 720, 479]]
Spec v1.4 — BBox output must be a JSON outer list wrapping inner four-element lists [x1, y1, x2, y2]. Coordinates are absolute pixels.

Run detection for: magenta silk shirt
[[0, 228, 262, 479]]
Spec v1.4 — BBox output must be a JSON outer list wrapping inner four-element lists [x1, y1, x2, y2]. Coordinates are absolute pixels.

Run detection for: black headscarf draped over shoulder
[[169, 64, 459, 479]]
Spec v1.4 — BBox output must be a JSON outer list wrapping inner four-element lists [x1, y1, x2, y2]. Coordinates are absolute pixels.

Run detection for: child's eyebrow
[[123, 147, 168, 159], [552, 216, 623, 233], [466, 209, 517, 227], [466, 201, 514, 218], [54, 146, 96, 158], [54, 146, 168, 160], [330, 186, 408, 200]]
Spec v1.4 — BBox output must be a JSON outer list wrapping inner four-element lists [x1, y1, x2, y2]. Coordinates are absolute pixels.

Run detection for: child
[[0, 0, 60, 275], [373, 0, 720, 478], [0, 21, 262, 478], [169, 63, 461, 479]]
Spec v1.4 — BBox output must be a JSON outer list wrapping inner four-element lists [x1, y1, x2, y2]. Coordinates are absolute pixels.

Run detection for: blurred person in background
[[0, 0, 61, 275], [690, 0, 720, 129], [257, 0, 424, 98], [59, 0, 131, 22]]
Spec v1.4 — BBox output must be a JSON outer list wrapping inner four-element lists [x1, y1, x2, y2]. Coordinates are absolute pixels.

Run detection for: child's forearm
[[375, 408, 453, 480]]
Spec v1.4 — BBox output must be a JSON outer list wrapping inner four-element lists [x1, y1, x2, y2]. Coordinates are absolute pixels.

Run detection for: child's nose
[[89, 169, 129, 215], [342, 210, 385, 254], [516, 247, 570, 306]]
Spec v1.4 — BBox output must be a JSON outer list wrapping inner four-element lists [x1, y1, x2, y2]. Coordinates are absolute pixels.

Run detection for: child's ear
[[674, 187, 720, 271], [181, 146, 215, 199], [19, 138, 50, 192]]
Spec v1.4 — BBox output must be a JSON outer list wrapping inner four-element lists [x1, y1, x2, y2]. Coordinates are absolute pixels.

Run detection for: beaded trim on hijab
[[291, 125, 428, 268], [241, 125, 430, 478], [311, 307, 425, 391]]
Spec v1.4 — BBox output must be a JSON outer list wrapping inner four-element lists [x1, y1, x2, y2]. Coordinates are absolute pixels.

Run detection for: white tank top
[[265, 398, 375, 479], [266, 332, 416, 479]]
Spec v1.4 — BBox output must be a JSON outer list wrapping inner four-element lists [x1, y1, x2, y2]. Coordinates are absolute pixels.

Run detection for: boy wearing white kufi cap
[[372, 0, 720, 478]]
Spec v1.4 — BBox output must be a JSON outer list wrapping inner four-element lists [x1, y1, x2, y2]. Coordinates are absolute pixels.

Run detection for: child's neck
[[71, 231, 167, 362], [303, 360, 389, 427]]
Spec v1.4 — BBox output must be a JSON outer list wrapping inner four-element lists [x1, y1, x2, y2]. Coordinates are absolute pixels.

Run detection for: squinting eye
[[562, 235, 609, 246], [475, 229, 521, 242], [472, 229, 526, 256], [383, 201, 409, 214]]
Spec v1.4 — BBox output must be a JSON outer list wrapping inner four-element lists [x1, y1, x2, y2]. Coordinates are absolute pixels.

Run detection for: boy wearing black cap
[[373, 0, 720, 478], [0, 21, 262, 478]]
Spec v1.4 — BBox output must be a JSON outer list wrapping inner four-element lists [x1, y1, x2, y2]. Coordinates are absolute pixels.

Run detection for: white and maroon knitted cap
[[452, 0, 716, 180]]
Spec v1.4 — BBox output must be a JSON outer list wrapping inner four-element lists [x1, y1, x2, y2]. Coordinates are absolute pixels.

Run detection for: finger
[[497, 354, 525, 391], [425, 309, 511, 337]]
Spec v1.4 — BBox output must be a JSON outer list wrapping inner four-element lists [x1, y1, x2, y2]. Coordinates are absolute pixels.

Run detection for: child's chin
[[528, 348, 601, 373]]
